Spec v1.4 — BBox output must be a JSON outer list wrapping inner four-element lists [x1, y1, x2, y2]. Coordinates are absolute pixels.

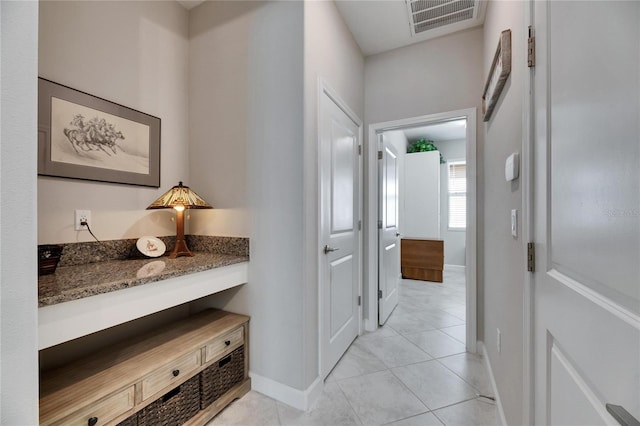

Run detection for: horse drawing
[[63, 114, 125, 156]]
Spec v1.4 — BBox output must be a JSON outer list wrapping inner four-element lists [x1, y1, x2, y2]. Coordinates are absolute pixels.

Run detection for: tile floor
[[207, 268, 498, 426]]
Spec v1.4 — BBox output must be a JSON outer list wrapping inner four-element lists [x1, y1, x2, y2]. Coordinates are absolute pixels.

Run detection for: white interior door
[[533, 1, 640, 424], [320, 89, 360, 379], [379, 134, 400, 324]]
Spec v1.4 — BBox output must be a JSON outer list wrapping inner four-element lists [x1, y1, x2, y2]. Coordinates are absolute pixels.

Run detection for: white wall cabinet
[[402, 151, 440, 239]]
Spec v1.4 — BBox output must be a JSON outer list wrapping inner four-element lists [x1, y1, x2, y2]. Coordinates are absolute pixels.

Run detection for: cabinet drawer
[[204, 326, 244, 363], [141, 350, 201, 401], [54, 386, 134, 426]]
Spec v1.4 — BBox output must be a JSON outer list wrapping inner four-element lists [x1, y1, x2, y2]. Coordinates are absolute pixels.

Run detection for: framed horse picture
[[38, 78, 161, 187]]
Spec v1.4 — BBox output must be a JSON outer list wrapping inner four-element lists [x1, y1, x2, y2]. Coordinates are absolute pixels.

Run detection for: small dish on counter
[[136, 260, 166, 278], [136, 236, 166, 258]]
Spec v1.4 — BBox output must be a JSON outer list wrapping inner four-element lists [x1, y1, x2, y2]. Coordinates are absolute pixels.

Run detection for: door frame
[[317, 80, 364, 379], [365, 108, 478, 354], [523, 1, 535, 424]]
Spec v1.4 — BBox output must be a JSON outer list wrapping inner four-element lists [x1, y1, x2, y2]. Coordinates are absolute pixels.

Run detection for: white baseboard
[[479, 342, 508, 426], [444, 264, 466, 272], [249, 371, 323, 411]]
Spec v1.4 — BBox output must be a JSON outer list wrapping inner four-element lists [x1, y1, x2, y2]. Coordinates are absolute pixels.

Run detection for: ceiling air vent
[[407, 0, 477, 35]]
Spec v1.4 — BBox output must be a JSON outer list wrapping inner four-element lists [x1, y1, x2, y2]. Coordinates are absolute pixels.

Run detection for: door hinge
[[527, 242, 536, 272], [358, 220, 362, 231], [378, 289, 383, 299], [527, 26, 535, 68], [358, 145, 362, 155], [358, 296, 361, 306], [378, 151, 383, 160], [378, 220, 382, 229]]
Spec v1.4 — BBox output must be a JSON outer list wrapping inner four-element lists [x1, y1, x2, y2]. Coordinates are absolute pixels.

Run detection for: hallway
[[208, 269, 498, 425]]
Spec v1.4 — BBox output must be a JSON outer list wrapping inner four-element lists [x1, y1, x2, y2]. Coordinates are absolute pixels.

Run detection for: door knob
[[396, 232, 401, 237], [324, 245, 339, 254]]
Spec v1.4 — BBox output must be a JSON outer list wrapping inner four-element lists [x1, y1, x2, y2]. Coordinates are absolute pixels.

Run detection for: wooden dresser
[[401, 238, 444, 283], [39, 309, 250, 426]]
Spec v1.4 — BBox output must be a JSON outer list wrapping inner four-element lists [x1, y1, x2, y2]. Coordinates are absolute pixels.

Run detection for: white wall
[[365, 27, 484, 332], [188, 1, 258, 238], [38, 1, 190, 244], [189, 0, 308, 394], [303, 0, 364, 388], [481, 1, 526, 424], [247, 0, 306, 391], [365, 27, 484, 125], [0, 1, 39, 422], [438, 139, 466, 266]]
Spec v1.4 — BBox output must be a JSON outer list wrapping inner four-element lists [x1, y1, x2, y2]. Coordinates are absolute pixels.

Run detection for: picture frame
[[38, 78, 161, 187], [482, 29, 512, 122]]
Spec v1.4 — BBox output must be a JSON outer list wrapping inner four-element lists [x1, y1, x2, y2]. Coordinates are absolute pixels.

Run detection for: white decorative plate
[[136, 236, 166, 258]]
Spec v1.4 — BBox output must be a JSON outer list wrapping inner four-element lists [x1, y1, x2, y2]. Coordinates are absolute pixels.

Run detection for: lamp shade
[[146, 181, 212, 210], [146, 182, 212, 258]]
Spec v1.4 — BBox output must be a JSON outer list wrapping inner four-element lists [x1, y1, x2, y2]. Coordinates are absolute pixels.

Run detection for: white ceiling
[[177, 0, 486, 57], [335, 0, 486, 56], [402, 119, 466, 142], [176, 0, 205, 10]]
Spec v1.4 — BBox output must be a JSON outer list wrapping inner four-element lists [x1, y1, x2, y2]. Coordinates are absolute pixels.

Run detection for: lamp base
[[168, 238, 194, 258]]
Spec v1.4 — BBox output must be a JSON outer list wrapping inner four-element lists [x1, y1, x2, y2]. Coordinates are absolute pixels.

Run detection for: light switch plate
[[511, 209, 517, 237]]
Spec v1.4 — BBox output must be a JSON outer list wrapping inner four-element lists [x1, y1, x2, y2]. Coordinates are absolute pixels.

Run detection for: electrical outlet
[[497, 328, 502, 353], [75, 209, 91, 231]]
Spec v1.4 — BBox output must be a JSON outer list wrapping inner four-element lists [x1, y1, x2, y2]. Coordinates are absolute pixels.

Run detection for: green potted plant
[[407, 138, 445, 163]]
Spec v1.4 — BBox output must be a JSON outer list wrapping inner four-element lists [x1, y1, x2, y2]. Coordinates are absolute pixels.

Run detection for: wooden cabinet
[[401, 238, 444, 282], [39, 309, 250, 426], [403, 151, 440, 239]]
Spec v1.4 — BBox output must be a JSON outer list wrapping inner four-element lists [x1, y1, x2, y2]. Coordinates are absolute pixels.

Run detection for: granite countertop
[[38, 236, 249, 307]]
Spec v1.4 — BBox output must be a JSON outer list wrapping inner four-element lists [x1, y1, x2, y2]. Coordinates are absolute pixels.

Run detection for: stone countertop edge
[[55, 235, 249, 267], [38, 252, 249, 308]]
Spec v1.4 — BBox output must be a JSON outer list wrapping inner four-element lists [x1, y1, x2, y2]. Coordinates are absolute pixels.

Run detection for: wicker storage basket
[[200, 346, 245, 409], [137, 374, 200, 426]]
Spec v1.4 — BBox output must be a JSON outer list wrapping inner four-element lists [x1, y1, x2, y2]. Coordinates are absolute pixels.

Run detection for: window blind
[[448, 162, 466, 229]]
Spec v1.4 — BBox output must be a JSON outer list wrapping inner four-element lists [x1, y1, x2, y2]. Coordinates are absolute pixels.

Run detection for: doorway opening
[[365, 108, 477, 353]]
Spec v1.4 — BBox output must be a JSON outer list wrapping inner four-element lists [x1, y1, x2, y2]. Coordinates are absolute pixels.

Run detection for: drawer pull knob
[[88, 417, 98, 426], [172, 369, 180, 377], [225, 340, 231, 346]]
